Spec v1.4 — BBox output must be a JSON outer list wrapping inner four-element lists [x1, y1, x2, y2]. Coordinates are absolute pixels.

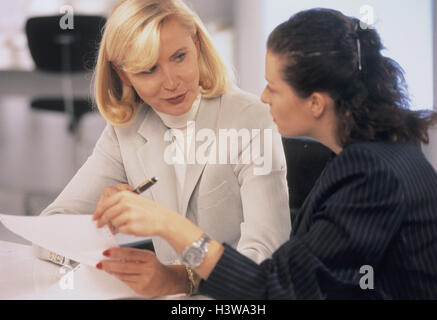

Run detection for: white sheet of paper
[[0, 248, 16, 256], [0, 240, 141, 300], [17, 264, 141, 300], [0, 213, 118, 267]]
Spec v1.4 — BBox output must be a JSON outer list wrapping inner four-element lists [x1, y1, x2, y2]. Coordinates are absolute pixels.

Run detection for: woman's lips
[[166, 93, 186, 104]]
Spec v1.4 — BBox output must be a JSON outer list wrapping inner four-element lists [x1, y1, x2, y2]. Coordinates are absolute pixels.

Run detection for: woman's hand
[[94, 184, 133, 234], [92, 189, 176, 237], [96, 247, 189, 298], [93, 186, 224, 282]]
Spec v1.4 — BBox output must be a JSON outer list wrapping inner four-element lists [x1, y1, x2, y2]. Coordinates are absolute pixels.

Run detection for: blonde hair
[[94, 0, 232, 126]]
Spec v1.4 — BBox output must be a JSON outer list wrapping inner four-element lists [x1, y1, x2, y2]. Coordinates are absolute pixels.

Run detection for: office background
[[0, 0, 436, 244]]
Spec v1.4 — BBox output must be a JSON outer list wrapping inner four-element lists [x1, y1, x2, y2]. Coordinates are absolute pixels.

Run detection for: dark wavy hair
[[267, 8, 437, 145]]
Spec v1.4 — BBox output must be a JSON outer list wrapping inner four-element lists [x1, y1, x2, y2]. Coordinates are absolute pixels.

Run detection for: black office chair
[[25, 15, 106, 133], [281, 137, 334, 223]]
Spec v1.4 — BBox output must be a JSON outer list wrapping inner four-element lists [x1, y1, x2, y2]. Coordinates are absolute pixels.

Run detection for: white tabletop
[[0, 240, 210, 300], [0, 240, 134, 300]]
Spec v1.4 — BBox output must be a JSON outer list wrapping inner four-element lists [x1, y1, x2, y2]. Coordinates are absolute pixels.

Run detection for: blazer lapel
[[180, 96, 220, 217], [136, 107, 179, 213]]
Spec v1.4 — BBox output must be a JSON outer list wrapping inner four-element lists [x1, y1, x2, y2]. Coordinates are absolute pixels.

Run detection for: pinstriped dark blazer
[[200, 141, 437, 299]]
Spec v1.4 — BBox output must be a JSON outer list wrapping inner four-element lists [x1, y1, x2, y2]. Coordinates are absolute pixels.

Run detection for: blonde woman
[[34, 0, 290, 297]]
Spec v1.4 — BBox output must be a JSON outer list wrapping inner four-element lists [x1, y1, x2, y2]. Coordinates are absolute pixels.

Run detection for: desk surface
[[0, 240, 209, 300], [0, 240, 136, 300]]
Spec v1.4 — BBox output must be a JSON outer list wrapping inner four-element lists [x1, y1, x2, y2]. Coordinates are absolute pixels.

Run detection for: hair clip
[[355, 21, 363, 72], [357, 38, 362, 71]]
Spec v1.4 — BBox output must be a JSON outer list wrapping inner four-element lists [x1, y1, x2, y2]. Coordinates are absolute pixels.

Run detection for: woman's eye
[[175, 53, 186, 62], [141, 66, 157, 74]]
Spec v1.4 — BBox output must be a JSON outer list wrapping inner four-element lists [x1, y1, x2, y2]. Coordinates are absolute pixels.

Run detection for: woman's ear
[[309, 92, 331, 119], [111, 62, 132, 86]]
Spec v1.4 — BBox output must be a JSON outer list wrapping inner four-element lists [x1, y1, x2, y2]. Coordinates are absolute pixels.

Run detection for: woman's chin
[[276, 124, 289, 136], [172, 104, 191, 116], [278, 127, 300, 138], [161, 101, 190, 116]]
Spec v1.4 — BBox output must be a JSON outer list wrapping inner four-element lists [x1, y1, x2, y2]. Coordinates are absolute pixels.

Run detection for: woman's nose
[[162, 67, 179, 91], [260, 87, 270, 105]]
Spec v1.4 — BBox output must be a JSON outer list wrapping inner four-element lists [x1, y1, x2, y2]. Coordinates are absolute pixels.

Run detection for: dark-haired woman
[[94, 8, 437, 299]]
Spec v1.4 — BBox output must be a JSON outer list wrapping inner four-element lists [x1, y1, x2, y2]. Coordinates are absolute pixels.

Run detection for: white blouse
[[153, 93, 201, 206]]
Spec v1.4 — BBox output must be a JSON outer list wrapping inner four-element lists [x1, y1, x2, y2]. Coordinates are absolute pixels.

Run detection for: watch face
[[183, 247, 205, 267]]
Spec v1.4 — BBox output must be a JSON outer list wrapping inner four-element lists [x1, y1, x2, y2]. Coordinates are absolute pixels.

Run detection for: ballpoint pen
[[132, 177, 158, 194]]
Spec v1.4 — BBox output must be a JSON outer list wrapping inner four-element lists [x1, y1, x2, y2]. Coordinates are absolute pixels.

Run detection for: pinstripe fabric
[[200, 141, 437, 299]]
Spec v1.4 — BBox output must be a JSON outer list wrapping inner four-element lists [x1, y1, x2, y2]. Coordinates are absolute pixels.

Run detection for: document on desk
[[0, 240, 142, 300], [0, 213, 118, 267]]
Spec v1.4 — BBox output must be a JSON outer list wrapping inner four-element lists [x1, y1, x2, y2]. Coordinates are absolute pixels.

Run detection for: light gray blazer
[[40, 88, 291, 264]]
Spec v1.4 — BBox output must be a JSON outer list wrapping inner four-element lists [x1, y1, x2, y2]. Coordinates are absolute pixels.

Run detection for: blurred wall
[[234, 0, 266, 96], [186, 0, 233, 27], [422, 0, 437, 170], [0, 0, 234, 70]]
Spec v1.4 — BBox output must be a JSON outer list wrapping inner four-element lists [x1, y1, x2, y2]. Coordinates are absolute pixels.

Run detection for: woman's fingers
[[97, 201, 126, 228], [94, 188, 169, 237], [103, 247, 156, 262], [96, 247, 176, 298], [93, 184, 133, 221], [112, 273, 140, 284], [94, 190, 133, 225], [97, 248, 157, 277], [93, 187, 119, 221], [108, 222, 118, 235], [93, 186, 118, 221], [115, 184, 133, 192], [99, 260, 144, 275], [110, 210, 132, 230], [110, 210, 150, 236]]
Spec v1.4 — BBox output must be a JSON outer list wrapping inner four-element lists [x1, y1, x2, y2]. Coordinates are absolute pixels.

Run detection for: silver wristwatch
[[181, 233, 211, 269]]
